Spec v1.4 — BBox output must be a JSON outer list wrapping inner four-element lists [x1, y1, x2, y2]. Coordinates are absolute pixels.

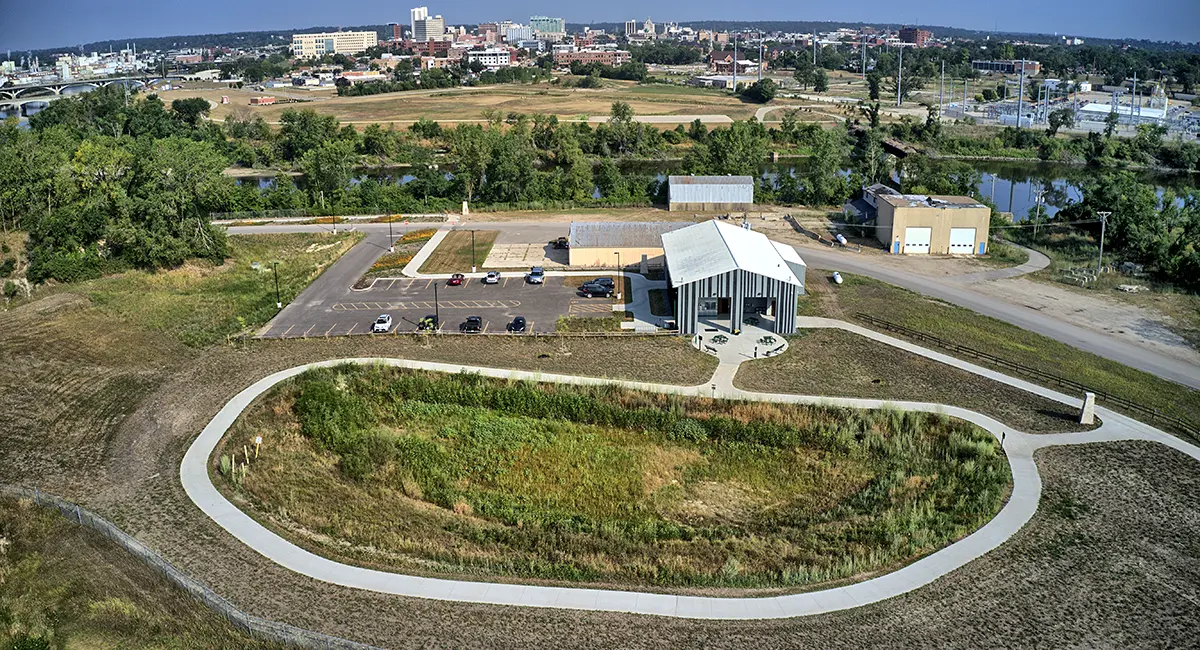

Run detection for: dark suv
[[580, 278, 614, 298], [460, 316, 484, 333], [507, 316, 527, 333]]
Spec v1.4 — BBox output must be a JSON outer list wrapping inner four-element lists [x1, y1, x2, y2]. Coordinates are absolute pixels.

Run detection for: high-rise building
[[530, 16, 565, 35], [387, 23, 403, 41], [624, 20, 638, 37], [410, 7, 428, 38], [291, 30, 377, 58], [898, 27, 932, 48], [504, 25, 533, 43], [413, 14, 446, 42]]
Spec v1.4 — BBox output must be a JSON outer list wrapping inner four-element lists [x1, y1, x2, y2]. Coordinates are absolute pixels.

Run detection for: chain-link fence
[[0, 485, 383, 650]]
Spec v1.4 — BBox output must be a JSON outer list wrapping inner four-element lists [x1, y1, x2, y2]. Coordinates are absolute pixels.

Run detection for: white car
[[526, 267, 545, 284], [483, 271, 501, 284], [371, 314, 392, 333]]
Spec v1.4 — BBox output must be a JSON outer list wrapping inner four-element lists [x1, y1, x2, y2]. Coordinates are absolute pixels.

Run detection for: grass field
[[736, 328, 1094, 434], [161, 82, 761, 126], [418, 230, 498, 273], [217, 365, 1009, 592], [71, 232, 362, 346], [0, 497, 281, 650], [803, 273, 1200, 439]]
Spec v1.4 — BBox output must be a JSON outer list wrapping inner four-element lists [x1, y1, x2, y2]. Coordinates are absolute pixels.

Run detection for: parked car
[[550, 237, 569, 249], [588, 277, 615, 290], [483, 271, 501, 284], [371, 314, 392, 333], [507, 316, 527, 333], [448, 273, 465, 286], [580, 281, 613, 298], [417, 315, 439, 331], [526, 266, 545, 284], [460, 316, 484, 333]]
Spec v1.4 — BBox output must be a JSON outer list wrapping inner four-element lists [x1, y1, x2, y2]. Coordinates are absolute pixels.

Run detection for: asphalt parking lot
[[260, 272, 615, 337]]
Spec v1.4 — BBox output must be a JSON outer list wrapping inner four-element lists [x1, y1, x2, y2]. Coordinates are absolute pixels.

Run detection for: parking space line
[[483, 321, 489, 332], [281, 324, 295, 338], [385, 279, 397, 291], [347, 323, 357, 335], [303, 324, 315, 337], [424, 279, 434, 290], [325, 324, 336, 337]]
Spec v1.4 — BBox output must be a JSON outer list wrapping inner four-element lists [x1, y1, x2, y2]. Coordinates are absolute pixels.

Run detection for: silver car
[[371, 314, 392, 333]]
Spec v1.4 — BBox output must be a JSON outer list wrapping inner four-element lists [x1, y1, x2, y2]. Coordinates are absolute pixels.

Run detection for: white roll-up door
[[903, 227, 932, 254], [949, 228, 977, 254]]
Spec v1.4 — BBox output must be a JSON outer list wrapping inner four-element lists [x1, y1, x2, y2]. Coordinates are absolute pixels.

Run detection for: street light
[[470, 229, 477, 273], [614, 251, 622, 301], [388, 212, 394, 253], [433, 280, 440, 330], [272, 261, 281, 309], [1096, 211, 1112, 273]]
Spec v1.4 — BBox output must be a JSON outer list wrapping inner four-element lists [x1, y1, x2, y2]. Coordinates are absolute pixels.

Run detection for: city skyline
[[2, 0, 1196, 52]]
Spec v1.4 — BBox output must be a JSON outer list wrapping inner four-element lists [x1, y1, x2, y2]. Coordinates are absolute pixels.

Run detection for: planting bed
[[215, 365, 1010, 593]]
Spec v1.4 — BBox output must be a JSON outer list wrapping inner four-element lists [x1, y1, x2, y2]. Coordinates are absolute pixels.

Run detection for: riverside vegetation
[[219, 365, 1011, 591]]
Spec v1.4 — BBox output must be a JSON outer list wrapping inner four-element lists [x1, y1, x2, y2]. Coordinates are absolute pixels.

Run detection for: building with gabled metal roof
[[668, 175, 755, 212], [567, 221, 690, 269], [661, 219, 805, 335]]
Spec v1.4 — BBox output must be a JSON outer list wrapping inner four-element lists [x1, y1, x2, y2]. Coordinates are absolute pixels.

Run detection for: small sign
[[254, 436, 263, 445]]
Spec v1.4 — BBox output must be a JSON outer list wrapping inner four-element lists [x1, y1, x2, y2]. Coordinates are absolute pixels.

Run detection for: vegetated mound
[[216, 365, 1010, 593]]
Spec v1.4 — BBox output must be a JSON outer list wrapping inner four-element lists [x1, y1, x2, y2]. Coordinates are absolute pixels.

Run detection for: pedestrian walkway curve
[[181, 324, 1200, 620]]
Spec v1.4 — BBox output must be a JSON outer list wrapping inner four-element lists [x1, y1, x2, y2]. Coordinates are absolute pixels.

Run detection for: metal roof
[[568, 222, 690, 248], [661, 220, 804, 288], [669, 175, 754, 185]]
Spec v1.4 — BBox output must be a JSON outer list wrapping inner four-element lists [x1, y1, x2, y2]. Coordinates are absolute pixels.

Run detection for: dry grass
[[418, 230, 498, 273], [0, 497, 282, 649], [736, 328, 1095, 434], [164, 83, 761, 125]]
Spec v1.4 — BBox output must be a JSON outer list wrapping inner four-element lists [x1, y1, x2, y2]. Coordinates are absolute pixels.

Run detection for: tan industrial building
[[291, 31, 377, 58], [567, 222, 690, 269], [873, 190, 991, 255]]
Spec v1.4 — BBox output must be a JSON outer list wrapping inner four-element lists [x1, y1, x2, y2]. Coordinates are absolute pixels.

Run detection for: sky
[[1, 0, 1197, 52]]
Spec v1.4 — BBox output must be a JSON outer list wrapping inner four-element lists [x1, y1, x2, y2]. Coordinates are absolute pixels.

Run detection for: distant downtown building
[[971, 59, 1041, 75], [291, 31, 377, 58], [530, 15, 565, 35], [411, 6, 446, 42], [466, 48, 512, 69], [898, 27, 932, 47], [554, 49, 632, 67]]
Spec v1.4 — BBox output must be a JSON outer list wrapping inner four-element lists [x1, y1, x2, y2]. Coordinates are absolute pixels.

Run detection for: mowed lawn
[[418, 230, 498, 273], [219, 365, 1010, 593]]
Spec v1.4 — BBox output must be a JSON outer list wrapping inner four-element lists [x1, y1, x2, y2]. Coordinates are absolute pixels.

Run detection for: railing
[[0, 486, 382, 650], [854, 312, 1200, 441]]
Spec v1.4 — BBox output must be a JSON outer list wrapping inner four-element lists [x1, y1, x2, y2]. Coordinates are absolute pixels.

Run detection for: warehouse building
[[872, 190, 991, 255], [662, 220, 806, 335], [668, 175, 755, 212], [567, 221, 690, 269]]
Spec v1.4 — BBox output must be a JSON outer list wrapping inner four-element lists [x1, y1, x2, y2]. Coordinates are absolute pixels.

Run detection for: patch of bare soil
[[971, 277, 1200, 365]]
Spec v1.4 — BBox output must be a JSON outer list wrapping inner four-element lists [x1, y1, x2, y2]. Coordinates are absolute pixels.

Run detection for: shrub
[[0, 258, 15, 276], [2, 280, 17, 299]]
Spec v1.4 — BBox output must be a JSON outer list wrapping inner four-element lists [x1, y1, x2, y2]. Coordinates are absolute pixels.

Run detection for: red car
[[447, 273, 465, 286]]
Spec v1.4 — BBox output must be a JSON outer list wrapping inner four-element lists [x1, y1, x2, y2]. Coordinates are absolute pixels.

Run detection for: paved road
[[796, 244, 1200, 389], [181, 318, 1200, 619], [229, 222, 1200, 388]]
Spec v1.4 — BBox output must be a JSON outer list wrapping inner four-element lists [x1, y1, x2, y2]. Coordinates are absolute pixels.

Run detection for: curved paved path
[[181, 320, 1200, 620]]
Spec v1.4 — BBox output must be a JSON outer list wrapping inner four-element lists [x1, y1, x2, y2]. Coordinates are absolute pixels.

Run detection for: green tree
[[813, 69, 829, 94], [300, 140, 358, 204], [449, 124, 493, 202], [1045, 107, 1075, 137], [1104, 110, 1120, 139], [704, 120, 768, 176], [740, 79, 778, 103], [278, 109, 340, 161], [867, 71, 882, 100], [170, 97, 210, 127]]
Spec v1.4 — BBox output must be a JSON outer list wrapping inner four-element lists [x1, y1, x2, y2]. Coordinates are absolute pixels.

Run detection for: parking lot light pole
[[433, 281, 440, 330], [388, 215, 394, 253], [470, 229, 477, 273], [1096, 211, 1111, 273], [272, 262, 281, 309], [614, 252, 621, 300]]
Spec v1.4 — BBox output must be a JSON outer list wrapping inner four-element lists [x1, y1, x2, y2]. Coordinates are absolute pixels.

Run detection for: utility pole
[[758, 32, 763, 82], [963, 79, 968, 118], [896, 45, 903, 108], [939, 60, 944, 118], [1130, 71, 1137, 124], [1096, 211, 1111, 272], [1016, 59, 1026, 128], [861, 39, 866, 81], [732, 36, 737, 92], [812, 33, 817, 65], [1033, 188, 1045, 237], [470, 229, 476, 273]]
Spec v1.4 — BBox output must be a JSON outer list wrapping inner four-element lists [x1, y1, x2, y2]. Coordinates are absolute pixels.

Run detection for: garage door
[[949, 228, 976, 254], [903, 227, 931, 254]]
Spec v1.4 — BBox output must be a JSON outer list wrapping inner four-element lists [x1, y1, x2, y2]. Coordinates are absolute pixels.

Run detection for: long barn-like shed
[[668, 175, 755, 212]]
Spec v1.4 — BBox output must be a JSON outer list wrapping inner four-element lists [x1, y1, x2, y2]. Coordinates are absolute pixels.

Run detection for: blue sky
[[1, 0, 1197, 52]]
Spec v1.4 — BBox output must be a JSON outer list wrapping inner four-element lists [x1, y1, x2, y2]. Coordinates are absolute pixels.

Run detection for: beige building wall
[[668, 201, 754, 212], [569, 246, 666, 268], [875, 197, 991, 255]]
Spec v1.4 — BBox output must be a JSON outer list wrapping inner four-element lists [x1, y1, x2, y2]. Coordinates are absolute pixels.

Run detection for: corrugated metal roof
[[668, 175, 755, 185], [568, 222, 690, 248], [661, 220, 804, 288]]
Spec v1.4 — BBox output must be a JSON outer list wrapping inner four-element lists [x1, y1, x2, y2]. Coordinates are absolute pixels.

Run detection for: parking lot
[[259, 273, 618, 337]]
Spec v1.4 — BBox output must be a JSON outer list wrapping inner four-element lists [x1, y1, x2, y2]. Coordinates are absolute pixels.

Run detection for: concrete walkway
[[181, 318, 1200, 620], [616, 273, 667, 332]]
